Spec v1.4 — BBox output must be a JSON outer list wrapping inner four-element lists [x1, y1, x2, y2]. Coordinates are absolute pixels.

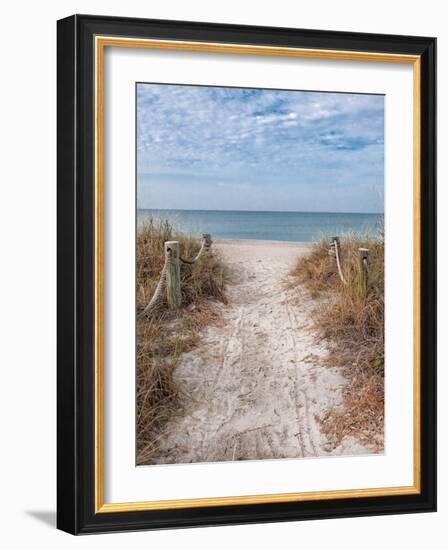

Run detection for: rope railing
[[330, 237, 369, 293], [140, 233, 212, 317], [140, 249, 171, 317], [179, 233, 212, 265], [330, 236, 348, 286]]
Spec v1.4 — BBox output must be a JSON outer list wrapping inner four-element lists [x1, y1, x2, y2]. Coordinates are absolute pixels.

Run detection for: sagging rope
[[330, 237, 348, 286], [140, 248, 171, 317], [179, 239, 207, 265]]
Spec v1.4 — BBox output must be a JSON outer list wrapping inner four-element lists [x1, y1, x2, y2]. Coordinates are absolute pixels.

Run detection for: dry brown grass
[[136, 217, 228, 464], [291, 234, 384, 451]]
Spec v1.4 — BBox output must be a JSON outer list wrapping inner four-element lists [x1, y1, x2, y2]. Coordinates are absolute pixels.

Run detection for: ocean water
[[137, 209, 383, 243]]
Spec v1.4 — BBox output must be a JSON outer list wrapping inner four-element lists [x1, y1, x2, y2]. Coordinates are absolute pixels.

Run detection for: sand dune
[[150, 239, 370, 464]]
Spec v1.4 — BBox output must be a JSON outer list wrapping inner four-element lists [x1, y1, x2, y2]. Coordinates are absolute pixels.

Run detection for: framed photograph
[[57, 14, 436, 534]]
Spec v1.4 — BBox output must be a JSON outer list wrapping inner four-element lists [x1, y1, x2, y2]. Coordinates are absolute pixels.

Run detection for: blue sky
[[137, 84, 384, 213]]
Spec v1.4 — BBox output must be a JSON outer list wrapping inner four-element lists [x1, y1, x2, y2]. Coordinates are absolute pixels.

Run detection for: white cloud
[[136, 84, 384, 212]]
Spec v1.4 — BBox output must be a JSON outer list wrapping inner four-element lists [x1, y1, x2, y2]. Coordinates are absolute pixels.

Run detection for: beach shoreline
[[137, 208, 382, 243], [214, 238, 316, 247]]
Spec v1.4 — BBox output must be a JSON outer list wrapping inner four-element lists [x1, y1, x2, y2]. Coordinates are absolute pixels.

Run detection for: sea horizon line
[[137, 207, 384, 216]]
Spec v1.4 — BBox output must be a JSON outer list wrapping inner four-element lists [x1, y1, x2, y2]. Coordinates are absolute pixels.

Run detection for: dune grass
[[290, 234, 384, 450], [136, 217, 228, 464]]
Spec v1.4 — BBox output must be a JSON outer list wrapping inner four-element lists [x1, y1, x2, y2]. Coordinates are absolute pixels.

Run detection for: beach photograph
[[136, 83, 384, 466]]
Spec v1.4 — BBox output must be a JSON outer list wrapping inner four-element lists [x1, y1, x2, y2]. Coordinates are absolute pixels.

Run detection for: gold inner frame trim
[[94, 35, 421, 513]]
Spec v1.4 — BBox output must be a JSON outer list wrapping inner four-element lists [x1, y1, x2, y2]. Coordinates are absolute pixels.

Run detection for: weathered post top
[[164, 241, 179, 255], [331, 236, 341, 254], [202, 233, 212, 248]]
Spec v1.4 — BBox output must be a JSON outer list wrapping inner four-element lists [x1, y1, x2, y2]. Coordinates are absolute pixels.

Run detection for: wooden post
[[164, 241, 181, 309], [358, 248, 369, 295], [202, 233, 212, 250]]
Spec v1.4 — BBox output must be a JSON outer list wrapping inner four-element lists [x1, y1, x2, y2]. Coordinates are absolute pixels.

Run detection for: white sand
[[151, 239, 371, 464]]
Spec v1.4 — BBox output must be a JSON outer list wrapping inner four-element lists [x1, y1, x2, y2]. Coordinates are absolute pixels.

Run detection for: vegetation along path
[[151, 240, 370, 464]]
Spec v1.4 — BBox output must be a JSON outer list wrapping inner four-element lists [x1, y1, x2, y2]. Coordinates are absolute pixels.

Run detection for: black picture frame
[[57, 14, 436, 535]]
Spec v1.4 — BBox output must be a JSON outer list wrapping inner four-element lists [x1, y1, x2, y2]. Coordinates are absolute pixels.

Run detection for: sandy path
[[152, 239, 368, 464]]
